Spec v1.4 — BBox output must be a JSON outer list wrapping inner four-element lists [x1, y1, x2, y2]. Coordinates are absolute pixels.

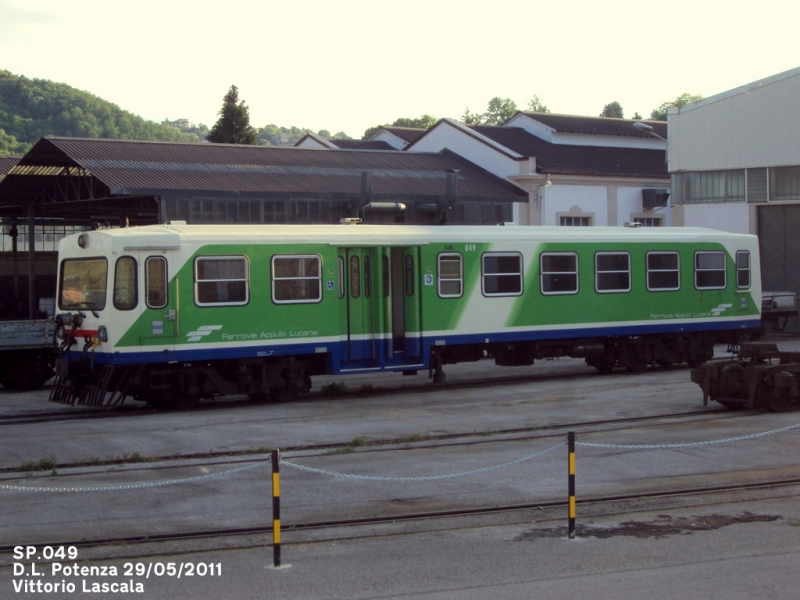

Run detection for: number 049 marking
[[464, 244, 477, 252]]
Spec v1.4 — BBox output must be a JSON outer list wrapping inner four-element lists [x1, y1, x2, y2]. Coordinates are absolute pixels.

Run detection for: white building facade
[[406, 115, 670, 227], [668, 66, 800, 296]]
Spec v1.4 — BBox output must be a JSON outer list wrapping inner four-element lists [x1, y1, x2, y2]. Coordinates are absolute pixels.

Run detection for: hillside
[[0, 70, 202, 156], [0, 70, 353, 157]]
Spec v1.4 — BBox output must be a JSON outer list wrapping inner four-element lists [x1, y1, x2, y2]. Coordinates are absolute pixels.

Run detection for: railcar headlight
[[97, 326, 108, 342], [78, 233, 89, 248]]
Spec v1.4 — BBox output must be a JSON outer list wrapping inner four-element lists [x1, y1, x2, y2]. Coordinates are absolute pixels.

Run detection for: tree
[[482, 97, 518, 126], [649, 93, 703, 121], [207, 85, 257, 144], [361, 115, 438, 140], [632, 112, 643, 120], [600, 101, 624, 118], [526, 95, 550, 113]]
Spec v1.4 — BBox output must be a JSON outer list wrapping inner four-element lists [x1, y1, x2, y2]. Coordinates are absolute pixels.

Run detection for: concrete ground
[[1, 336, 799, 598]]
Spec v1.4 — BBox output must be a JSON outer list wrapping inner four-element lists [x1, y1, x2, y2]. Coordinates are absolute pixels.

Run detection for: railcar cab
[[51, 227, 182, 407]]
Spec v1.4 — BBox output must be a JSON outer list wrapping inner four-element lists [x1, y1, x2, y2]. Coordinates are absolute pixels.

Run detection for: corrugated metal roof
[[330, 139, 394, 150], [9, 137, 525, 200], [0, 156, 20, 181], [470, 126, 668, 179], [381, 127, 426, 142], [518, 112, 668, 139]]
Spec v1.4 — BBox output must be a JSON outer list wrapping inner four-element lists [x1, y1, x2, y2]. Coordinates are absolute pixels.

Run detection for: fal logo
[[186, 325, 223, 342], [711, 304, 733, 317]]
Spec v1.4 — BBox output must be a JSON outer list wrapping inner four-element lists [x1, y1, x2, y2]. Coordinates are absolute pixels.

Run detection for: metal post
[[271, 449, 281, 567], [27, 205, 36, 319], [568, 431, 576, 539]]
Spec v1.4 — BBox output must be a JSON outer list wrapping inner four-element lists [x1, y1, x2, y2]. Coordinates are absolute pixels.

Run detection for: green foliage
[[632, 112, 643, 120], [19, 454, 58, 472], [207, 85, 258, 145], [0, 70, 202, 156], [0, 128, 29, 156], [462, 94, 550, 126], [649, 93, 703, 121], [600, 101, 624, 118], [361, 115, 438, 140], [525, 94, 550, 114]]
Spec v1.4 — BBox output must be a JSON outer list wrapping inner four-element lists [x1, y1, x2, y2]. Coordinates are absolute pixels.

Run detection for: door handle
[[165, 310, 176, 321]]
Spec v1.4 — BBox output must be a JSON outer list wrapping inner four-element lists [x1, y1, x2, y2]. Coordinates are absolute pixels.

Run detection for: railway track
[[0, 360, 697, 426], [0, 407, 737, 474], [2, 475, 798, 557]]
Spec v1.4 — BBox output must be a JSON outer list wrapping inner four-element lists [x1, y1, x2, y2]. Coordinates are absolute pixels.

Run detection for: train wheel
[[589, 354, 616, 374], [763, 382, 793, 412], [719, 363, 747, 399], [624, 351, 646, 373]]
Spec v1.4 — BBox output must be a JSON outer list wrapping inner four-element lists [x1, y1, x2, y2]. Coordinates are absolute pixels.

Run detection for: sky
[[2, 0, 799, 139]]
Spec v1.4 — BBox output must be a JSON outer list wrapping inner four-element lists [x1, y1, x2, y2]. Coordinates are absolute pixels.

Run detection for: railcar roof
[[84, 223, 756, 247]]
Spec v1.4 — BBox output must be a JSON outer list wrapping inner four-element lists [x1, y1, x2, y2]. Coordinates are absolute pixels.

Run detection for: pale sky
[[2, 0, 799, 139]]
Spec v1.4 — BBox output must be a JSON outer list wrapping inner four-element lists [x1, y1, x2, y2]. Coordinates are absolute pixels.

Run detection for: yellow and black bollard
[[272, 449, 281, 567], [568, 431, 576, 539]]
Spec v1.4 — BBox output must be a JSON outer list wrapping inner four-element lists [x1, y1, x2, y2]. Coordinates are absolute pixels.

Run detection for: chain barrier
[[576, 422, 800, 451], [0, 461, 267, 493], [279, 442, 566, 481]]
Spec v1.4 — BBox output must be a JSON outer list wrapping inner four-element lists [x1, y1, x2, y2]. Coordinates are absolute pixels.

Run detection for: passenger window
[[438, 253, 463, 298], [364, 255, 371, 298], [405, 255, 415, 296], [145, 257, 167, 309], [736, 251, 750, 289], [338, 256, 345, 299], [695, 251, 726, 290], [647, 252, 680, 291], [195, 256, 249, 306], [272, 255, 321, 304], [483, 252, 523, 296], [595, 252, 630, 293], [113, 256, 138, 311], [350, 255, 360, 299], [541, 252, 578, 295], [382, 255, 390, 298]]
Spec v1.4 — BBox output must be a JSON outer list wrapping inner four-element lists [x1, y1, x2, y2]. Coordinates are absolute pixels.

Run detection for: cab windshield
[[59, 258, 108, 310]]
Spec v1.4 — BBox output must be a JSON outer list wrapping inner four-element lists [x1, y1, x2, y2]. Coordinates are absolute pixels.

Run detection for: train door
[[389, 247, 423, 359], [139, 255, 177, 350], [338, 248, 377, 363]]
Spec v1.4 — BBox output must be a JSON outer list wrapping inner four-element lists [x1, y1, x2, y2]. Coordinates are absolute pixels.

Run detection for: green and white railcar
[[50, 223, 761, 408]]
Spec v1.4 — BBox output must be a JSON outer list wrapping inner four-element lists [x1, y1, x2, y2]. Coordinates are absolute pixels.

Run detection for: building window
[[146, 257, 168, 309], [736, 251, 750, 289], [595, 252, 630, 293], [437, 253, 463, 298], [695, 251, 726, 290], [673, 170, 746, 204], [647, 252, 680, 291], [633, 217, 663, 227], [770, 165, 800, 201], [272, 255, 321, 304], [195, 256, 249, 306], [541, 252, 578, 295], [482, 253, 523, 296], [0, 224, 88, 252], [560, 216, 591, 226]]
